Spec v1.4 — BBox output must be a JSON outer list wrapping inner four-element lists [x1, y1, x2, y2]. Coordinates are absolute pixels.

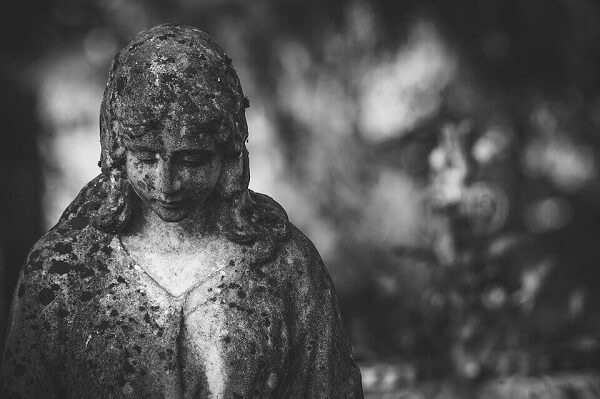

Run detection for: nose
[[156, 158, 180, 198]]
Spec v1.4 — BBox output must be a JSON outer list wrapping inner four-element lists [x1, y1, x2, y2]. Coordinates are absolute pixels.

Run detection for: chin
[[153, 206, 190, 223]]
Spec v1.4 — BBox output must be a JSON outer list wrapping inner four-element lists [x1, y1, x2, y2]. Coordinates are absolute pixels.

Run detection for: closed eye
[[133, 151, 159, 163], [176, 151, 213, 166]]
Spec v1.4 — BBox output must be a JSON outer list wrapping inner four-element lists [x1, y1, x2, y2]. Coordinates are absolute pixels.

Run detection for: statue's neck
[[122, 203, 216, 251]]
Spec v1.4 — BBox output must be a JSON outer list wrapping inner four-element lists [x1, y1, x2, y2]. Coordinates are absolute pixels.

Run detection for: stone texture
[[0, 24, 363, 398]]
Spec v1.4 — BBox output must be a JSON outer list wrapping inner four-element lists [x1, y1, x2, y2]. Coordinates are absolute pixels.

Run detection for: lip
[[156, 199, 185, 209]]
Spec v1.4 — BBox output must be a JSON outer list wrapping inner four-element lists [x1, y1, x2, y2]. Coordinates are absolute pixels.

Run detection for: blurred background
[[2, 0, 600, 397]]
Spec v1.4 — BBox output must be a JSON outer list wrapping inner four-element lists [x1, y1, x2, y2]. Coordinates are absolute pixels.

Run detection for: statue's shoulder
[[242, 191, 328, 284], [249, 190, 287, 216], [56, 174, 107, 228], [21, 175, 112, 285], [284, 224, 322, 263], [247, 190, 322, 267], [273, 220, 335, 291]]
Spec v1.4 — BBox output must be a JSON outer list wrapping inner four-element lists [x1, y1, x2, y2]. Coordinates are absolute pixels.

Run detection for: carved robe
[[1, 176, 363, 398]]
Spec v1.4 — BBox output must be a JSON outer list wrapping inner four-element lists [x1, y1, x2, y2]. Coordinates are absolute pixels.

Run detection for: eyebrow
[[174, 148, 216, 155], [127, 144, 160, 152], [185, 117, 224, 134]]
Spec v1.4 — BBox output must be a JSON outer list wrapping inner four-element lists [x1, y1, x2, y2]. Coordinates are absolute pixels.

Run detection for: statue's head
[[95, 24, 262, 241]]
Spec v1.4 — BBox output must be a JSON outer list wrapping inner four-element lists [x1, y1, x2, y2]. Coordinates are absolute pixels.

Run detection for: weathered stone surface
[[1, 24, 363, 398]]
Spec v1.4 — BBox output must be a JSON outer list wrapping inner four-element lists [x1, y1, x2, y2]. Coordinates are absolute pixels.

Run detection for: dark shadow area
[[3, 0, 600, 396], [0, 1, 50, 355]]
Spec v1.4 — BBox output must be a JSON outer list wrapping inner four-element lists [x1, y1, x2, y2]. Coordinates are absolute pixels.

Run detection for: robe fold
[[1, 175, 363, 399]]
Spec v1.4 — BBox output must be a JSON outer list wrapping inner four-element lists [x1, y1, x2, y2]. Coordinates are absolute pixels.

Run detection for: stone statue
[[1, 24, 363, 398]]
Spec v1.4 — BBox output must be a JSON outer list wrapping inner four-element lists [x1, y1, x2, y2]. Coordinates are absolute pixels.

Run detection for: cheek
[[203, 160, 223, 187], [142, 173, 157, 192], [126, 158, 157, 194], [128, 157, 144, 173], [181, 163, 222, 194]]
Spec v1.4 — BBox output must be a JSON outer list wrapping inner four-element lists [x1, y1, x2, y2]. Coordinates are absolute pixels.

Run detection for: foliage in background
[[3, 0, 600, 395]]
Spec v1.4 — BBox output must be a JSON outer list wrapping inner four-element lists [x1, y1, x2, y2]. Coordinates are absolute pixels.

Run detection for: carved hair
[[92, 24, 288, 249]]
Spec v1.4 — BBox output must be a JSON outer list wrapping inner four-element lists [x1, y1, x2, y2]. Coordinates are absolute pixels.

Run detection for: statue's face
[[105, 25, 248, 223], [123, 112, 224, 223]]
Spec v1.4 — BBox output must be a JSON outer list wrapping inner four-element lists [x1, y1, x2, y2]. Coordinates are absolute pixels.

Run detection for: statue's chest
[[178, 272, 292, 397], [127, 252, 217, 297], [64, 253, 291, 398], [122, 238, 242, 298]]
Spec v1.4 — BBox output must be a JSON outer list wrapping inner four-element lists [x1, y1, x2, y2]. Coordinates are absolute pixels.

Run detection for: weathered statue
[[1, 24, 363, 398]]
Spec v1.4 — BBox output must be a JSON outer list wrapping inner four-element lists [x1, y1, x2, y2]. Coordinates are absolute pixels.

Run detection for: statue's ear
[[216, 148, 249, 198]]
